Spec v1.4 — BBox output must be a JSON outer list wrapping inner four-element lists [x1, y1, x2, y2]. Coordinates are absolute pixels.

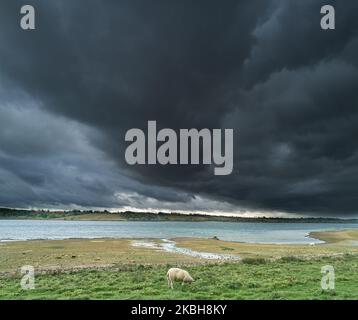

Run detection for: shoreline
[[2, 217, 358, 225], [1, 209, 358, 224], [0, 234, 324, 245], [309, 229, 358, 244]]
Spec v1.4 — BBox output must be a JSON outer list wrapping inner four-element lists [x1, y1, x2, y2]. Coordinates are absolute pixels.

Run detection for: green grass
[[1, 255, 357, 300]]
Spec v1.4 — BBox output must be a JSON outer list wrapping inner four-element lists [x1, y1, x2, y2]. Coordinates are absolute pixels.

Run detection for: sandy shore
[[310, 229, 358, 244]]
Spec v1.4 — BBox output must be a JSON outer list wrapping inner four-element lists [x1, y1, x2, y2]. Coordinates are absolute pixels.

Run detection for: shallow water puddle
[[131, 239, 241, 261]]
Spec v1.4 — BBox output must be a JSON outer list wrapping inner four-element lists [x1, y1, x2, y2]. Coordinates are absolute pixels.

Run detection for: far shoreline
[[1, 208, 358, 224]]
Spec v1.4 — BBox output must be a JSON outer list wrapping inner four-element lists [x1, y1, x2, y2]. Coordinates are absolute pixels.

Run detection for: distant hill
[[0, 207, 357, 223]]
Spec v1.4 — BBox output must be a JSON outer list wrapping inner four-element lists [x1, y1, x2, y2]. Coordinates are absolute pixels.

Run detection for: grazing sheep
[[167, 268, 194, 289], [309, 242, 315, 246]]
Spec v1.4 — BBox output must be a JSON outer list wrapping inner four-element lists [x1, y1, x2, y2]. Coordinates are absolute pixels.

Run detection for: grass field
[[0, 230, 357, 299], [1, 255, 357, 299]]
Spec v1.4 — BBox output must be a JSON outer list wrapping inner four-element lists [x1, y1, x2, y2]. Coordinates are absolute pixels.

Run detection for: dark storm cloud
[[0, 86, 193, 208], [0, 0, 358, 216]]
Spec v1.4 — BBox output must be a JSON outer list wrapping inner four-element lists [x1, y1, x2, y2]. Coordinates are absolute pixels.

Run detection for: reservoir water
[[1, 220, 357, 244]]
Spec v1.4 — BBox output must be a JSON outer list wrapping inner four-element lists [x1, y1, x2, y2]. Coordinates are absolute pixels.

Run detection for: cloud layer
[[0, 0, 358, 216]]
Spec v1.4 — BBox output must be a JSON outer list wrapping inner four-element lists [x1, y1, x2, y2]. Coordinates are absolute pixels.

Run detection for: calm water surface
[[0, 220, 357, 244]]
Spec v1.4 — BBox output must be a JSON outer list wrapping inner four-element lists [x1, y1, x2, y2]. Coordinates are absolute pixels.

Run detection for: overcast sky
[[1, 0, 358, 217]]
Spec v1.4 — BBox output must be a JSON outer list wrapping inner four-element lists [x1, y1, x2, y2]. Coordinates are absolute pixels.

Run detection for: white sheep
[[167, 268, 194, 289]]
